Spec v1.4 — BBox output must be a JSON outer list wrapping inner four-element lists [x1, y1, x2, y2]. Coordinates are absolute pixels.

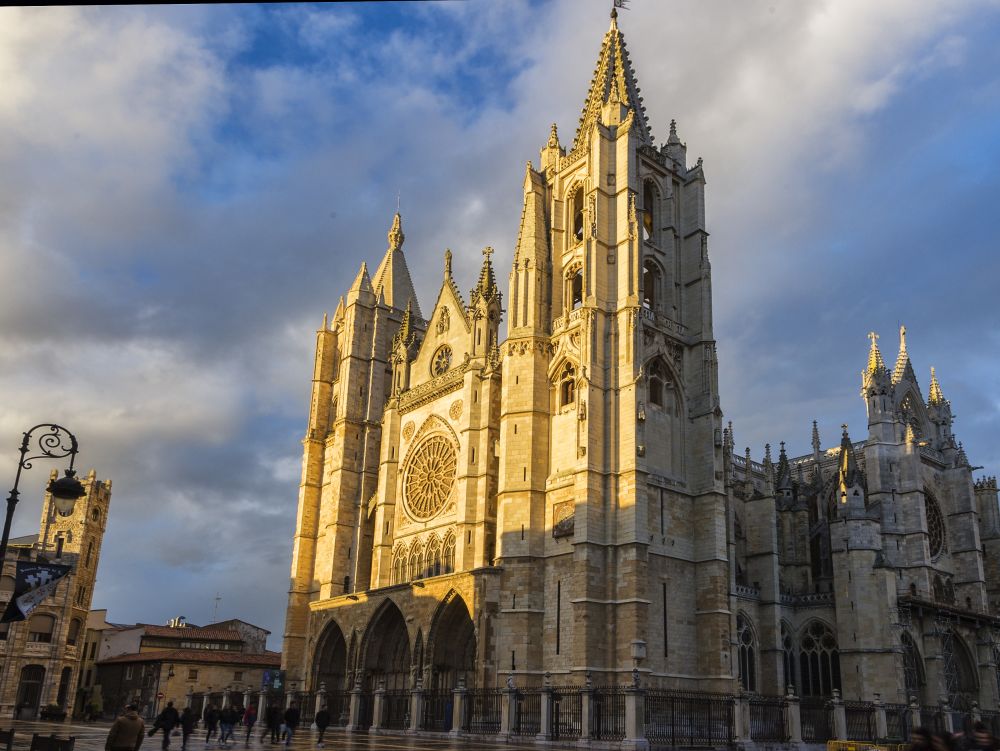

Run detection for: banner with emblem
[[0, 561, 71, 623]]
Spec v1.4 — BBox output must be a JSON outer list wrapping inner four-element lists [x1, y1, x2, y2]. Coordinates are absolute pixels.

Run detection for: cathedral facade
[[282, 11, 1000, 719]]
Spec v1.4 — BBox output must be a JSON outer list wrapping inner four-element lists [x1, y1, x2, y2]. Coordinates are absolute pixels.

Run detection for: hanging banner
[[0, 561, 71, 623]]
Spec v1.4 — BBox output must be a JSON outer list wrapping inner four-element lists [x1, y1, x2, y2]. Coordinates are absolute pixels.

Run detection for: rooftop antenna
[[213, 592, 221, 622], [396, 190, 400, 213]]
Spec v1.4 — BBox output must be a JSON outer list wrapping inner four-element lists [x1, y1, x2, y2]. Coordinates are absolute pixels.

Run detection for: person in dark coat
[[314, 705, 330, 748], [203, 705, 219, 746], [241, 705, 257, 747], [218, 706, 237, 746], [261, 705, 282, 744], [180, 707, 197, 751], [282, 704, 300, 747], [106, 704, 146, 751], [152, 702, 181, 751]]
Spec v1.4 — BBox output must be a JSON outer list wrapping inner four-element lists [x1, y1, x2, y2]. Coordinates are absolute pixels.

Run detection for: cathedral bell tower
[[495, 8, 728, 687]]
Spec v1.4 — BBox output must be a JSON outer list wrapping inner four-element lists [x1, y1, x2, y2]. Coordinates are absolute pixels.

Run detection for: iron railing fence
[[550, 687, 582, 740], [747, 694, 788, 742], [512, 690, 541, 737], [421, 689, 452, 732], [462, 688, 502, 734], [923, 705, 945, 734], [645, 689, 735, 748], [380, 690, 409, 730], [591, 687, 626, 742], [800, 697, 832, 742], [844, 700, 876, 741], [326, 691, 350, 727], [884, 703, 911, 741]]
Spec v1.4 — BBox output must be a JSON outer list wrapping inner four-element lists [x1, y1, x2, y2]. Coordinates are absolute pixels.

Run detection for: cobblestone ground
[[0, 721, 544, 751]]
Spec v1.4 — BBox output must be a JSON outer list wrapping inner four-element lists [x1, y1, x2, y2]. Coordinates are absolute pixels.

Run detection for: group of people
[[105, 700, 330, 751], [911, 722, 999, 751]]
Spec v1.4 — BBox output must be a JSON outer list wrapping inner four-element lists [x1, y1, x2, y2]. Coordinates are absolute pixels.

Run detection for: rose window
[[432, 346, 453, 376], [926, 492, 945, 559], [403, 435, 457, 520]]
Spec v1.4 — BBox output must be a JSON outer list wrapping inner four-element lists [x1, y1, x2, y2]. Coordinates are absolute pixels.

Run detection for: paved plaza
[[0, 721, 542, 751]]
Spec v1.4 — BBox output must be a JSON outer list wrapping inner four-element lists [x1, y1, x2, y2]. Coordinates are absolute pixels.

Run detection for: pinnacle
[[928, 366, 946, 405], [866, 331, 886, 374], [892, 324, 915, 384], [388, 212, 404, 251]]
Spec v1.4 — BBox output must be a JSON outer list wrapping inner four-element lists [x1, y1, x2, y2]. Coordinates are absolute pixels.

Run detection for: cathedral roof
[[572, 8, 653, 151], [372, 212, 422, 318]]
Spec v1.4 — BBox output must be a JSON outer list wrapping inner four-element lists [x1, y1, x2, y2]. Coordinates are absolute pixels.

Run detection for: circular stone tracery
[[403, 435, 457, 520], [432, 346, 453, 376], [927, 492, 945, 559]]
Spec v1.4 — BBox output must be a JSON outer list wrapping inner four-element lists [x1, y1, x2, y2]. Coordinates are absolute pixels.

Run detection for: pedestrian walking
[[282, 704, 300, 747], [203, 705, 220, 746], [911, 727, 933, 751], [314, 706, 330, 748], [152, 702, 181, 751], [242, 705, 257, 747], [107, 703, 146, 751], [970, 722, 998, 751], [219, 706, 237, 746], [261, 705, 281, 744], [180, 707, 197, 751]]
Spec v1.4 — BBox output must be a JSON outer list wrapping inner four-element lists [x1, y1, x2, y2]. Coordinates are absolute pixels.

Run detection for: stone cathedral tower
[[283, 8, 731, 697]]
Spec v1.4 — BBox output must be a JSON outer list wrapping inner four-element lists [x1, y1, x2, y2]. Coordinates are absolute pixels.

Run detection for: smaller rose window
[[926, 492, 945, 559], [432, 345, 453, 376]]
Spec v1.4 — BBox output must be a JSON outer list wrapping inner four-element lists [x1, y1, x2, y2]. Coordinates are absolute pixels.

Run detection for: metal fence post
[[873, 693, 888, 740], [624, 670, 649, 751], [831, 689, 847, 740], [370, 680, 386, 733], [345, 677, 363, 732], [909, 696, 923, 731], [941, 698, 954, 734], [450, 677, 467, 737], [580, 675, 594, 740], [408, 679, 423, 733], [786, 689, 803, 744], [500, 680, 516, 738]]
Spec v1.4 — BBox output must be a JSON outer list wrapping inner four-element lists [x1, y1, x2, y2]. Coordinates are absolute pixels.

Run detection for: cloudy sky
[[2, 1, 999, 649]]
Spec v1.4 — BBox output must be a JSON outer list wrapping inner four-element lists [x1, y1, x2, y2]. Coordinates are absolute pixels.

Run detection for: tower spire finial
[[812, 420, 821, 454], [387, 211, 404, 251], [928, 366, 946, 405], [444, 248, 453, 279]]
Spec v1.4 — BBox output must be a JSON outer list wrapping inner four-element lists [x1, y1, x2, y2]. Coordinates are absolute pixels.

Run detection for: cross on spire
[[867, 331, 879, 345]]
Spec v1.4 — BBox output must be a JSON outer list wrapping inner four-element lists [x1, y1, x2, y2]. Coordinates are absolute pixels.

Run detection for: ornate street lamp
[[1, 424, 85, 562]]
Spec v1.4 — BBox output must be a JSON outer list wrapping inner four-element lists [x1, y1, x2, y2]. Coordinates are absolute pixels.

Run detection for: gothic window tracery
[[409, 543, 424, 582], [642, 259, 661, 310], [798, 620, 841, 697], [569, 268, 583, 310], [648, 360, 667, 407], [572, 186, 584, 243], [737, 613, 757, 692], [901, 631, 923, 701], [403, 435, 457, 520], [941, 629, 977, 708], [432, 345, 453, 377], [442, 533, 456, 575], [900, 394, 923, 440], [391, 547, 407, 585], [425, 537, 442, 578], [560, 363, 576, 408], [642, 180, 656, 243], [926, 491, 946, 560], [781, 622, 796, 694]]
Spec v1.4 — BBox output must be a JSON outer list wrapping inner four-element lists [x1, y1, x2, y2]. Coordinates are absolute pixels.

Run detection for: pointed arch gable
[[425, 589, 476, 690], [312, 616, 349, 692], [359, 597, 412, 690]]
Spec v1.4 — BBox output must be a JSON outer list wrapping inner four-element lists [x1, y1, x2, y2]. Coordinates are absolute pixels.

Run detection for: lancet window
[[798, 620, 841, 697], [648, 359, 667, 407], [901, 632, 923, 701], [781, 622, 796, 694], [391, 547, 407, 585], [409, 544, 424, 582], [642, 259, 661, 310], [442, 534, 456, 575], [569, 268, 583, 310], [560, 363, 576, 408], [425, 537, 442, 578], [737, 613, 757, 693], [642, 181, 656, 243], [572, 186, 584, 243]]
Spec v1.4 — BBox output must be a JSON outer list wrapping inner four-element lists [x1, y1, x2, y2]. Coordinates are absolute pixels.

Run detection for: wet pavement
[[0, 721, 548, 751]]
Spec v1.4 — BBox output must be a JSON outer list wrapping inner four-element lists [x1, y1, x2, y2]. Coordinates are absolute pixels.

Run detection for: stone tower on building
[[282, 8, 1000, 727]]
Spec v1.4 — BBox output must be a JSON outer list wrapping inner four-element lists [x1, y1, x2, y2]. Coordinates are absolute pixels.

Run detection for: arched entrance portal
[[428, 593, 476, 689], [313, 620, 348, 692], [16, 665, 45, 720], [361, 601, 411, 691]]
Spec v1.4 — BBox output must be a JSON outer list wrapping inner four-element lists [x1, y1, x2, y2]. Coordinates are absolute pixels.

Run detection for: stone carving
[[552, 501, 575, 538], [432, 345, 453, 376], [402, 422, 415, 441], [436, 306, 450, 335], [449, 400, 463, 420], [403, 435, 457, 520]]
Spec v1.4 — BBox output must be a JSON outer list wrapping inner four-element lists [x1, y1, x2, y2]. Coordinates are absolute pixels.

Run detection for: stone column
[[536, 688, 552, 741], [623, 673, 649, 751], [973, 700, 982, 724], [243, 689, 252, 713], [345, 678, 364, 732], [222, 688, 231, 709], [831, 689, 847, 739], [873, 693, 888, 740], [185, 689, 193, 710], [257, 692, 267, 726], [580, 679, 594, 740], [313, 682, 326, 731], [450, 677, 467, 737], [408, 680, 424, 733], [734, 693, 751, 743], [786, 690, 803, 745], [500, 682, 516, 737], [370, 680, 386, 733], [940, 698, 954, 734], [909, 696, 923, 731]]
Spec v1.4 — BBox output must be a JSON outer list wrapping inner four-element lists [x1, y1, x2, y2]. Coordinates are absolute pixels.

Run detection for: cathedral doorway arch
[[360, 600, 411, 691], [313, 618, 348, 692], [426, 592, 476, 689], [941, 629, 977, 710]]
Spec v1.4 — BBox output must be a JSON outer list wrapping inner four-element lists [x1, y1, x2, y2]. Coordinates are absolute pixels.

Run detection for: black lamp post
[[1, 424, 86, 563]]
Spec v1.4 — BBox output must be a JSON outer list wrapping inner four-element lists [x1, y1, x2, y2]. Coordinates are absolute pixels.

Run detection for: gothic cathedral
[[282, 11, 1000, 717]]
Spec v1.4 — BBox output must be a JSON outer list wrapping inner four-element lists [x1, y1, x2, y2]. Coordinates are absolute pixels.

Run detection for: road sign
[[156, 692, 164, 700]]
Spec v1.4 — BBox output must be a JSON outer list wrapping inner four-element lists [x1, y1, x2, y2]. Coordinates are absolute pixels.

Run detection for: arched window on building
[[572, 187, 584, 242], [442, 534, 456, 575], [569, 268, 583, 310], [781, 622, 796, 694], [425, 537, 442, 578], [560, 363, 576, 407], [27, 614, 56, 644], [642, 181, 656, 243], [941, 630, 977, 709], [392, 548, 407, 585], [648, 360, 667, 408], [642, 259, 661, 310], [799, 620, 841, 697], [901, 632, 924, 702], [737, 613, 757, 693], [66, 618, 81, 647], [409, 544, 424, 582]]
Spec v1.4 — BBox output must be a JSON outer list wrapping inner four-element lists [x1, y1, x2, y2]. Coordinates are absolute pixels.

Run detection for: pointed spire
[[892, 324, 916, 384], [470, 246, 501, 307], [668, 119, 680, 144], [572, 8, 652, 151], [333, 296, 345, 323], [956, 442, 969, 467], [321, 311, 328, 331], [866, 331, 886, 374], [723, 421, 734, 452], [928, 367, 946, 405], [547, 122, 559, 148], [777, 441, 792, 491], [838, 424, 862, 490], [350, 262, 372, 292], [388, 211, 404, 251], [743, 447, 755, 497], [811, 420, 821, 454]]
